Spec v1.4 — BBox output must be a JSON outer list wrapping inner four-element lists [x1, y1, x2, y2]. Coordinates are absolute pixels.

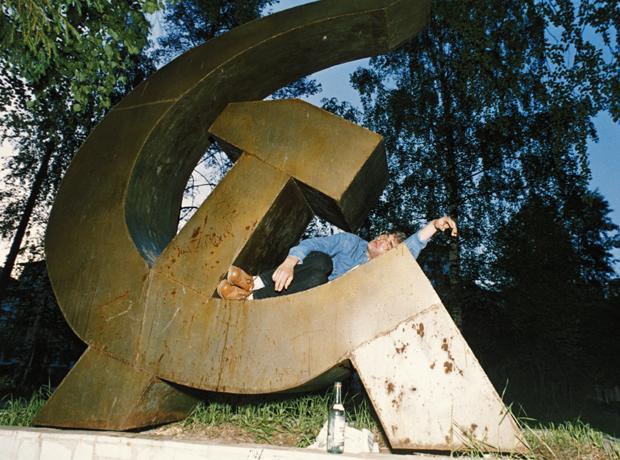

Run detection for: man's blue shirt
[[288, 229, 428, 281]]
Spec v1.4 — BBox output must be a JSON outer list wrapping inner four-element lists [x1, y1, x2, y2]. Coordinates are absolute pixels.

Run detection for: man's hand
[[418, 215, 458, 241], [272, 255, 300, 292], [433, 216, 458, 237]]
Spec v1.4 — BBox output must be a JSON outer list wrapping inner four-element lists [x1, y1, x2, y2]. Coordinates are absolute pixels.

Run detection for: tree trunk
[[437, 52, 463, 329], [0, 143, 54, 303]]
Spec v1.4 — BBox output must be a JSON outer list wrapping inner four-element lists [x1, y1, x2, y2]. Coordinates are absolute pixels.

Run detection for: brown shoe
[[217, 280, 251, 300], [227, 266, 254, 291]]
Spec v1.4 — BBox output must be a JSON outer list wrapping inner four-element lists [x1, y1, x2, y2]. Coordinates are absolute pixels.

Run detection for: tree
[[0, 1, 162, 301], [155, 0, 276, 63], [562, 189, 620, 286], [489, 192, 619, 407], [349, 0, 619, 325], [0, 51, 156, 302], [1, 0, 161, 110]]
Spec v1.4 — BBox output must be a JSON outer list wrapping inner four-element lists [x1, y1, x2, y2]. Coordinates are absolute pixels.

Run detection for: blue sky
[[271, 0, 620, 271]]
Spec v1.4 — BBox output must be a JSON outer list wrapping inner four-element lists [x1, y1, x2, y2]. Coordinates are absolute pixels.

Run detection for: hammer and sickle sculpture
[[35, 0, 527, 453]]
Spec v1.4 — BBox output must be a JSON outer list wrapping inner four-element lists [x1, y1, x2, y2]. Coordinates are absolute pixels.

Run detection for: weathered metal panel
[[35, 348, 197, 430], [351, 310, 527, 452]]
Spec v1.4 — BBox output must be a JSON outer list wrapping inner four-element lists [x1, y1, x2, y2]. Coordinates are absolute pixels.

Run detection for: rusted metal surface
[[34, 0, 527, 453], [34, 348, 196, 429]]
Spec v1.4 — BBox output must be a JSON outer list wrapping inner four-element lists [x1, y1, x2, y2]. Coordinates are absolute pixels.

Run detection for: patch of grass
[[2, 385, 618, 459], [453, 418, 619, 459], [180, 389, 381, 447], [0, 385, 50, 426], [452, 403, 619, 460], [524, 420, 620, 460], [181, 393, 620, 458]]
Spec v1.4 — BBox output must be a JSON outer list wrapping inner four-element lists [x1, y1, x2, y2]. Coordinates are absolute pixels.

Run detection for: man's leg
[[253, 252, 332, 299]]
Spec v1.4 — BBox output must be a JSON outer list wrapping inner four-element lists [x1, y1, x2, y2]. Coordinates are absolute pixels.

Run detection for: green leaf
[[103, 44, 114, 59], [143, 1, 159, 14]]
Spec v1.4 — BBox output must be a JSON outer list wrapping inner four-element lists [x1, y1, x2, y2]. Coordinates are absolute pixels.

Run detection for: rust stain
[[440, 336, 463, 375], [394, 341, 408, 354], [416, 322, 425, 337], [386, 380, 395, 394], [410, 386, 417, 392], [191, 227, 201, 239], [207, 232, 224, 247], [430, 361, 436, 369], [470, 423, 478, 432], [391, 390, 404, 408]]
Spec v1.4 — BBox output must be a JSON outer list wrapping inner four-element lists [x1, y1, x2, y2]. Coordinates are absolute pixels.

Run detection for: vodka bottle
[[326, 381, 345, 454]]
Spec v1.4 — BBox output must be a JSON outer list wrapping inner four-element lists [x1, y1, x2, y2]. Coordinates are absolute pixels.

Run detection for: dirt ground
[[142, 422, 391, 452], [143, 422, 315, 447]]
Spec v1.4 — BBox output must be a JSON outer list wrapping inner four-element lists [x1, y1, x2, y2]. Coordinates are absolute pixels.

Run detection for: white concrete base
[[0, 426, 470, 460]]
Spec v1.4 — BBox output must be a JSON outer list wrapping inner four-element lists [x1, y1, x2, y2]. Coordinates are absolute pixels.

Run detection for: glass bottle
[[326, 381, 345, 454]]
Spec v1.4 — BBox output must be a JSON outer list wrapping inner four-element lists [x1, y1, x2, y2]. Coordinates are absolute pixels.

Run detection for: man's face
[[367, 233, 400, 259]]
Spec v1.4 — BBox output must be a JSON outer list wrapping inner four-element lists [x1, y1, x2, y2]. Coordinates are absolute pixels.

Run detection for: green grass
[[1, 386, 618, 459], [524, 420, 620, 460], [0, 386, 49, 426], [181, 390, 379, 446]]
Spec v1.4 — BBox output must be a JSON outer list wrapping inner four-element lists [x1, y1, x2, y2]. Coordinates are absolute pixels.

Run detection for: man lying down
[[217, 216, 458, 300]]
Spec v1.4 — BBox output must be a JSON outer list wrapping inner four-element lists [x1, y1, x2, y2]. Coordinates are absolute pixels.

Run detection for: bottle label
[[333, 412, 345, 448]]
